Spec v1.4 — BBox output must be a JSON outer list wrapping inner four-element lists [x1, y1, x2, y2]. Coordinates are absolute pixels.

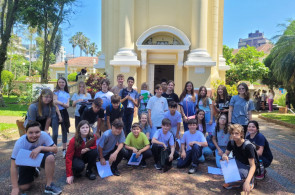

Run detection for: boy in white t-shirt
[[177, 119, 208, 174], [10, 121, 61, 195]]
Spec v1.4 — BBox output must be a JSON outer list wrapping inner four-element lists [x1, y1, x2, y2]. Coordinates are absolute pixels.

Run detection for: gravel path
[[0, 114, 294, 194]]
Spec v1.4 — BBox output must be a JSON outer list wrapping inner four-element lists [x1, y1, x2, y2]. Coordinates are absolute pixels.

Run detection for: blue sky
[[61, 0, 295, 55]]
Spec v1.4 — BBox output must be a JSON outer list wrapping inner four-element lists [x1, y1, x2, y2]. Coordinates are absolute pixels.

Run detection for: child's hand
[[162, 143, 167, 150], [66, 176, 74, 184], [11, 187, 19, 195], [189, 142, 195, 147], [209, 119, 213, 125], [109, 153, 117, 164], [81, 148, 89, 155], [181, 151, 186, 159], [95, 132, 100, 139], [136, 151, 141, 158], [59, 116, 63, 123], [30, 147, 42, 159], [243, 181, 251, 194], [132, 148, 138, 153], [139, 96, 143, 100], [222, 154, 229, 162], [169, 153, 173, 162], [218, 149, 223, 156], [100, 158, 106, 165]]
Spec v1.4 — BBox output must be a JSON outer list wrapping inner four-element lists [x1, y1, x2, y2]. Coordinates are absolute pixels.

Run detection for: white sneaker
[[62, 150, 66, 158]]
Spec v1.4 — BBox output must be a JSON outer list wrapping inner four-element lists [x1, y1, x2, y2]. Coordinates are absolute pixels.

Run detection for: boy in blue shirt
[[163, 101, 182, 139], [152, 119, 177, 171], [98, 119, 125, 176], [177, 119, 208, 174], [119, 76, 139, 135]]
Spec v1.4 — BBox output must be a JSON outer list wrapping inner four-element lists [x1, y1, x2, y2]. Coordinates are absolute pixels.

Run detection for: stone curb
[[258, 114, 295, 129]]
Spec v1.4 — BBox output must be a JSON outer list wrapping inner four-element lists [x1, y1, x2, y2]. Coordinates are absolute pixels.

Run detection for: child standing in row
[[162, 80, 179, 104], [124, 123, 152, 168], [66, 120, 98, 184], [120, 76, 139, 135], [111, 74, 126, 95], [138, 82, 152, 120], [106, 94, 124, 130], [139, 113, 152, 140], [179, 81, 197, 131], [53, 77, 70, 158], [147, 84, 168, 130]]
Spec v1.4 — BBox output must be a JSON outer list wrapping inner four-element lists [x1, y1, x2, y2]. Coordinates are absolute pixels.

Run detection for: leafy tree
[[1, 70, 14, 96], [225, 45, 269, 85], [53, 28, 63, 56], [0, 0, 21, 85], [18, 0, 76, 83], [262, 20, 295, 108], [69, 34, 78, 57], [223, 45, 234, 65], [89, 42, 98, 57]]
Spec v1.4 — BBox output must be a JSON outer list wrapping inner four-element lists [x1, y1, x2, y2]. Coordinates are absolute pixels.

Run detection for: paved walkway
[[0, 114, 295, 194]]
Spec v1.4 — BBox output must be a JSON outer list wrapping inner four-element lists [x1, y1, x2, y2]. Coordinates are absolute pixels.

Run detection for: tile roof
[[50, 57, 98, 68], [256, 43, 274, 54]]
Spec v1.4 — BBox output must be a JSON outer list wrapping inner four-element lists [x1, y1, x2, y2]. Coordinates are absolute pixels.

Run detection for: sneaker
[[154, 162, 162, 170], [188, 165, 197, 174], [111, 168, 121, 176], [140, 160, 147, 168], [34, 167, 40, 178], [44, 183, 62, 195], [222, 183, 241, 190], [255, 170, 266, 180], [86, 170, 96, 180], [162, 165, 172, 173], [62, 149, 66, 159]]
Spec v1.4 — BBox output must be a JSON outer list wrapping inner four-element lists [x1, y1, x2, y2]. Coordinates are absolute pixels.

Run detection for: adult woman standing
[[179, 81, 197, 131], [228, 83, 255, 136], [54, 77, 71, 158], [24, 88, 57, 133], [71, 81, 92, 128], [268, 89, 275, 112]]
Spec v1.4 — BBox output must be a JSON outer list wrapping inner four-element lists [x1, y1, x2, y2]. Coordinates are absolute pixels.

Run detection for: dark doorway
[[154, 65, 174, 88]]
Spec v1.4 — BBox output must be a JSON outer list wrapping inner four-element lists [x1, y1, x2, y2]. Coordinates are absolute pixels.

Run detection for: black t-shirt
[[226, 140, 255, 165], [106, 105, 124, 124], [81, 107, 104, 124], [216, 96, 231, 110], [162, 92, 180, 104]]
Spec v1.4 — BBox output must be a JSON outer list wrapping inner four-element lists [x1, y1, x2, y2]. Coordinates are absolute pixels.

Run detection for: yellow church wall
[[187, 67, 211, 88]]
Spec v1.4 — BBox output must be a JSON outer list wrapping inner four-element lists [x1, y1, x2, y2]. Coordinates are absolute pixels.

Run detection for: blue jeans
[[206, 135, 216, 151], [177, 144, 202, 168], [198, 146, 213, 163], [215, 147, 226, 168], [123, 108, 134, 135]]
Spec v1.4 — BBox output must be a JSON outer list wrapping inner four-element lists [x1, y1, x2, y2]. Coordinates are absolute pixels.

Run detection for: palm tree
[[82, 37, 90, 56], [69, 34, 78, 57], [75, 32, 85, 56], [88, 42, 97, 57], [263, 20, 295, 107]]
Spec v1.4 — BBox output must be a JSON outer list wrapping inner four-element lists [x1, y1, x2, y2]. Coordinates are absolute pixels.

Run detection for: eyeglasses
[[220, 117, 227, 120], [238, 88, 245, 91]]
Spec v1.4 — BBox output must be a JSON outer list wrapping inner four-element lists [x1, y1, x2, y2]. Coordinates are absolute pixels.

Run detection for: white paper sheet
[[15, 149, 44, 167], [127, 153, 143, 166], [96, 161, 113, 178], [220, 159, 241, 183], [208, 166, 223, 175]]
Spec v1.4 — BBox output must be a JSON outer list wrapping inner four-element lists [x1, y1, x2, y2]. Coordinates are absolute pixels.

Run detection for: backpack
[[231, 139, 261, 176], [78, 102, 93, 116], [109, 103, 123, 112]]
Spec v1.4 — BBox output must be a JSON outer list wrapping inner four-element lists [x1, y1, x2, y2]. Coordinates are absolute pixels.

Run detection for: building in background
[[238, 30, 269, 49], [101, 0, 229, 94]]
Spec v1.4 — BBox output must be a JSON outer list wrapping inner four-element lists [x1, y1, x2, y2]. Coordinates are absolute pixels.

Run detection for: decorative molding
[[184, 49, 216, 67]]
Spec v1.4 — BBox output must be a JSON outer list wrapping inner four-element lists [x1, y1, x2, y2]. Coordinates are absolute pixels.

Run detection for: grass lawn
[[0, 96, 28, 116], [261, 113, 295, 125], [0, 123, 17, 132]]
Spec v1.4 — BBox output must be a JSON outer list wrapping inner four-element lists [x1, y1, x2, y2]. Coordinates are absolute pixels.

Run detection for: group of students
[[10, 74, 273, 195], [253, 89, 275, 112]]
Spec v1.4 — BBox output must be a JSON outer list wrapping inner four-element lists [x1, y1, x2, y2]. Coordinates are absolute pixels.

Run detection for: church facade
[[101, 0, 229, 94]]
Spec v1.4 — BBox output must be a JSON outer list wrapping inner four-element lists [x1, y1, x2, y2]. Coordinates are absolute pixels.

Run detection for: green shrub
[[17, 75, 28, 81], [1, 70, 14, 96], [274, 94, 286, 107], [68, 72, 77, 81]]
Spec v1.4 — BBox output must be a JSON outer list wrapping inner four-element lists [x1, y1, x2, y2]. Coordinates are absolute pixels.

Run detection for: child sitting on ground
[[124, 123, 152, 168], [212, 113, 230, 168], [195, 109, 213, 162], [81, 98, 104, 137], [177, 119, 208, 174], [66, 120, 98, 184], [106, 94, 124, 129], [222, 124, 256, 193], [10, 121, 62, 195], [98, 119, 126, 176], [151, 118, 178, 172]]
